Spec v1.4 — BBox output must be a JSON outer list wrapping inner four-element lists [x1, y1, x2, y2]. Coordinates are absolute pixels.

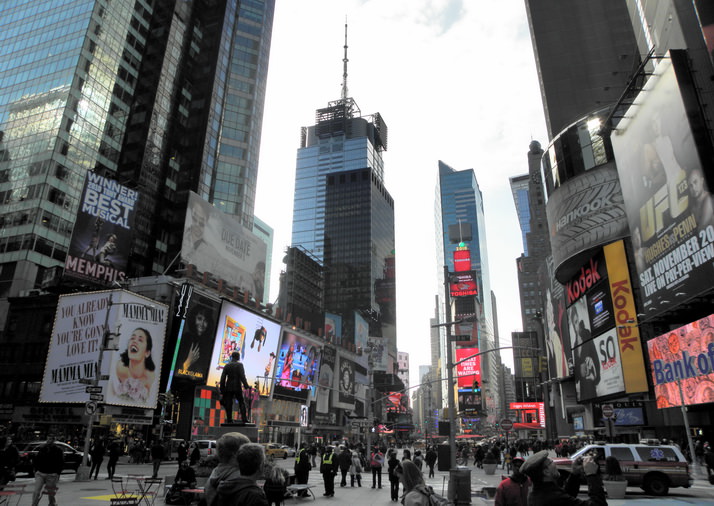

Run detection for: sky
[[254, 0, 549, 392]]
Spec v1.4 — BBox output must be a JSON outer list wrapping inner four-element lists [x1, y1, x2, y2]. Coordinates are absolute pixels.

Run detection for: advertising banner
[[315, 344, 336, 420], [647, 313, 714, 408], [206, 302, 281, 397], [543, 256, 572, 379], [457, 389, 481, 414], [272, 331, 321, 402], [455, 347, 480, 388], [571, 328, 625, 402], [335, 355, 355, 408], [509, 402, 546, 427], [368, 336, 388, 372], [170, 292, 220, 384], [182, 192, 267, 300], [354, 311, 369, 368], [64, 172, 139, 285], [603, 241, 648, 393], [324, 313, 342, 342], [594, 401, 647, 426], [449, 271, 478, 298], [611, 55, 714, 319]]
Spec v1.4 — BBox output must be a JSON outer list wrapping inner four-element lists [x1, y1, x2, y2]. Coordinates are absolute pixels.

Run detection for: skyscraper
[[289, 28, 396, 348], [0, 0, 275, 303]]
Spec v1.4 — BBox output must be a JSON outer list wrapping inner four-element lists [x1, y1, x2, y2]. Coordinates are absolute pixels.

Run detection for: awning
[[513, 422, 545, 430]]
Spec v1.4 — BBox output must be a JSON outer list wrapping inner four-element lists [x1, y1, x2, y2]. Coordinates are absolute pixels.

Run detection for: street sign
[[85, 386, 102, 394], [85, 401, 98, 416], [89, 394, 104, 402], [602, 404, 614, 419], [500, 418, 514, 431]]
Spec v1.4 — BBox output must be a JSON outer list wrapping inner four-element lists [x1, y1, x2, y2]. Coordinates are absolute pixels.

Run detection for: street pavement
[[6, 450, 714, 505]]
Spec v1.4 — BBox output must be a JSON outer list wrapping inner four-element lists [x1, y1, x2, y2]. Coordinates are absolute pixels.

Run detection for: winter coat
[[338, 449, 352, 471], [204, 463, 242, 506], [215, 476, 268, 506], [530, 474, 607, 506], [494, 472, 531, 506], [349, 453, 362, 475]]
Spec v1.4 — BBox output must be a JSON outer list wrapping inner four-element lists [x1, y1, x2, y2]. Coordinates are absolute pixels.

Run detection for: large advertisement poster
[[170, 292, 220, 384], [368, 336, 388, 372], [611, 56, 714, 319], [324, 313, 342, 342], [64, 172, 139, 285], [647, 314, 714, 408], [41, 290, 167, 410], [272, 331, 321, 402], [571, 326, 625, 402], [544, 256, 572, 379], [455, 347, 480, 388], [354, 312, 369, 368], [315, 344, 336, 424], [206, 302, 281, 397], [335, 355, 355, 408], [182, 192, 267, 301]]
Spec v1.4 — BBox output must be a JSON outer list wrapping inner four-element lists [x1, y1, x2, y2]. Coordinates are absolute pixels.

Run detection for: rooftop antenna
[[341, 19, 349, 101]]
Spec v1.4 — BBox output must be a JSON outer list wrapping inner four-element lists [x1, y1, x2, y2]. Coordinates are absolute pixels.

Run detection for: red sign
[[449, 271, 478, 297], [455, 347, 480, 387], [453, 249, 472, 272], [500, 419, 514, 431]]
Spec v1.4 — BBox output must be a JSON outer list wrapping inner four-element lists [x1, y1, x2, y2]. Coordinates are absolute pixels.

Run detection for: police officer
[[320, 446, 338, 497], [294, 442, 311, 497]]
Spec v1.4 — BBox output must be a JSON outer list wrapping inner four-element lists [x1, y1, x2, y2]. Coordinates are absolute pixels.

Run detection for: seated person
[[165, 461, 197, 504]]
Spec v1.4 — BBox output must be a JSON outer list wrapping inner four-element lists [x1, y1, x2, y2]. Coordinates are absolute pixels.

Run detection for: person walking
[[106, 440, 120, 480], [294, 443, 312, 497], [150, 439, 165, 479], [320, 446, 338, 497], [219, 351, 251, 424], [0, 436, 20, 486], [425, 446, 437, 479], [387, 450, 402, 502], [370, 446, 385, 489], [31, 435, 63, 506], [176, 440, 188, 467], [190, 443, 201, 466], [397, 460, 430, 505], [349, 450, 363, 487], [495, 457, 530, 506], [89, 438, 105, 480], [337, 446, 351, 487]]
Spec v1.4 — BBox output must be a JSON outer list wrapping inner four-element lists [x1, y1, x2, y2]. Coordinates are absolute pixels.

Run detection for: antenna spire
[[341, 19, 349, 100]]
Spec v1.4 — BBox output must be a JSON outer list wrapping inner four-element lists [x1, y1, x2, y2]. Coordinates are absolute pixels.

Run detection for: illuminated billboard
[[206, 302, 281, 397], [509, 402, 546, 427], [647, 313, 714, 408], [611, 54, 714, 319], [455, 347, 480, 388], [449, 271, 478, 298], [170, 291, 220, 384], [314, 344, 336, 425], [272, 331, 321, 402]]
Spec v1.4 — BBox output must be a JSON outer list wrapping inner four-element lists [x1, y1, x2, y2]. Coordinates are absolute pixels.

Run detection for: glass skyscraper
[[0, 0, 274, 298]]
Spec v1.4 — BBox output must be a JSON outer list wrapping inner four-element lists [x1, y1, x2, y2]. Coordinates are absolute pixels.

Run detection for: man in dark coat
[[31, 435, 64, 506], [150, 440, 165, 479], [219, 351, 250, 423], [89, 438, 104, 479], [294, 443, 311, 497], [176, 440, 188, 466], [0, 436, 20, 486], [425, 446, 437, 478], [519, 450, 606, 506], [337, 446, 352, 487]]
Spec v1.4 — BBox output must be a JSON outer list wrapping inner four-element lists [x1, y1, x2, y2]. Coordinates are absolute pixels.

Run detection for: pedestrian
[[349, 450, 363, 487], [294, 443, 312, 497], [425, 446, 437, 479], [494, 457, 530, 506], [190, 443, 201, 466], [413, 450, 424, 473], [337, 445, 351, 487], [0, 436, 20, 486], [309, 444, 317, 467], [397, 460, 429, 505], [219, 350, 251, 424], [704, 443, 714, 480], [370, 446, 385, 489], [89, 438, 105, 479], [387, 450, 402, 502], [402, 448, 412, 462], [106, 440, 120, 480], [31, 435, 63, 506], [204, 432, 250, 506], [150, 439, 165, 479], [320, 445, 338, 497], [519, 450, 606, 506], [214, 443, 268, 505], [177, 440, 188, 467], [165, 460, 198, 505]]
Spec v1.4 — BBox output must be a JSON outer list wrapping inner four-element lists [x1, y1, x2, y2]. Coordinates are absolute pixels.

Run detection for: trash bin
[[448, 467, 471, 505], [437, 445, 450, 471]]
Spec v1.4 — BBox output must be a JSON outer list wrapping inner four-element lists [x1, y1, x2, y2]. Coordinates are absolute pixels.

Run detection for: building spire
[[341, 19, 349, 101]]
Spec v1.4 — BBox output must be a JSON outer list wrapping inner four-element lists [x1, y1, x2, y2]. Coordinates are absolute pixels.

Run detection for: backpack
[[417, 485, 453, 506]]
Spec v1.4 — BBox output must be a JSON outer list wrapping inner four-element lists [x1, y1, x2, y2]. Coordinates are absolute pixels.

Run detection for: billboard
[[324, 313, 342, 342], [206, 302, 281, 397], [41, 290, 167, 409], [354, 312, 369, 368], [611, 55, 714, 319], [182, 192, 267, 301], [272, 331, 321, 402], [455, 347, 480, 388], [594, 401, 646, 426], [315, 344, 336, 422], [170, 291, 220, 384], [571, 327, 625, 402], [647, 313, 714, 408], [457, 389, 481, 414], [368, 336, 388, 372], [64, 172, 139, 285], [335, 355, 355, 408], [544, 256, 572, 379], [449, 271, 478, 298], [509, 402, 546, 427]]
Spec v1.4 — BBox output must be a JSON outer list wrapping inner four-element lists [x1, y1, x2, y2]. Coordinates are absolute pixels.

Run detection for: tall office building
[[289, 33, 396, 348], [0, 0, 275, 306]]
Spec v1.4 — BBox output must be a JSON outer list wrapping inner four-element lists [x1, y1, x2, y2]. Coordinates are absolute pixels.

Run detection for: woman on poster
[[113, 328, 156, 403]]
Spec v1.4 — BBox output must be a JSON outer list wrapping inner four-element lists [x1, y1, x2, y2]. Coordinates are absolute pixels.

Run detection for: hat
[[519, 450, 549, 478], [512, 457, 525, 464]]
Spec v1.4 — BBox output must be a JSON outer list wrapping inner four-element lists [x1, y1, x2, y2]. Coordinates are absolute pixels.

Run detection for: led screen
[[455, 347, 480, 388], [272, 330, 321, 402]]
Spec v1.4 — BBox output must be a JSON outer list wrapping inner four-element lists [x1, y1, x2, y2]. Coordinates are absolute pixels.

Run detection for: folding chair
[[138, 477, 164, 506], [112, 476, 131, 498], [110, 498, 140, 506]]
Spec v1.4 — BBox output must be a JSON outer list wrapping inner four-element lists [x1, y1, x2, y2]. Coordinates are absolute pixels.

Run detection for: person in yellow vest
[[294, 442, 311, 497], [320, 446, 338, 497]]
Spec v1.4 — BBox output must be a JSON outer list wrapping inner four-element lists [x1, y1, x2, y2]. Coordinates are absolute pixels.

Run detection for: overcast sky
[[255, 0, 549, 391]]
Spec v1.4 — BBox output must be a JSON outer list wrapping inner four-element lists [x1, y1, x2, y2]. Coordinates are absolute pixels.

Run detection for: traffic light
[[472, 380, 480, 393]]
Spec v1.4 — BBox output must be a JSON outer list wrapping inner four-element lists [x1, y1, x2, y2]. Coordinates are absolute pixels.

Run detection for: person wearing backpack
[[370, 446, 385, 489], [398, 460, 452, 505]]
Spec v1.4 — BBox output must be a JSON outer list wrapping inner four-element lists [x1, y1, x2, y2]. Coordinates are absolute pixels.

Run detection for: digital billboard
[[594, 401, 646, 426], [324, 313, 342, 342], [543, 256, 572, 379], [449, 271, 478, 298], [354, 311, 369, 368], [509, 402, 546, 427], [335, 355, 355, 408], [455, 347, 480, 388], [272, 331, 321, 402], [206, 302, 281, 397], [611, 54, 714, 319], [647, 313, 714, 408], [457, 389, 481, 414], [314, 344, 336, 424], [182, 192, 267, 301], [64, 172, 139, 285]]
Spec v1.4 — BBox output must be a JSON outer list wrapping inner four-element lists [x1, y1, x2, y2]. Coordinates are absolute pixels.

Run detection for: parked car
[[261, 443, 288, 459], [280, 445, 296, 457], [192, 440, 217, 458], [554, 443, 693, 496], [17, 441, 88, 476]]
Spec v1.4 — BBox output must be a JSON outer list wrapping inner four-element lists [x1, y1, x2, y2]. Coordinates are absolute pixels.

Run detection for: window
[[610, 447, 634, 461]]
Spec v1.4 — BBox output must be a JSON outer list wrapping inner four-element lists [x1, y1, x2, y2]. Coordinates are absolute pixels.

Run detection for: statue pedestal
[[215, 423, 258, 442]]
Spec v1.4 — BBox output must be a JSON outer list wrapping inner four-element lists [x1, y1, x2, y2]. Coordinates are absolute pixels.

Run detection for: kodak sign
[[604, 241, 648, 393]]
